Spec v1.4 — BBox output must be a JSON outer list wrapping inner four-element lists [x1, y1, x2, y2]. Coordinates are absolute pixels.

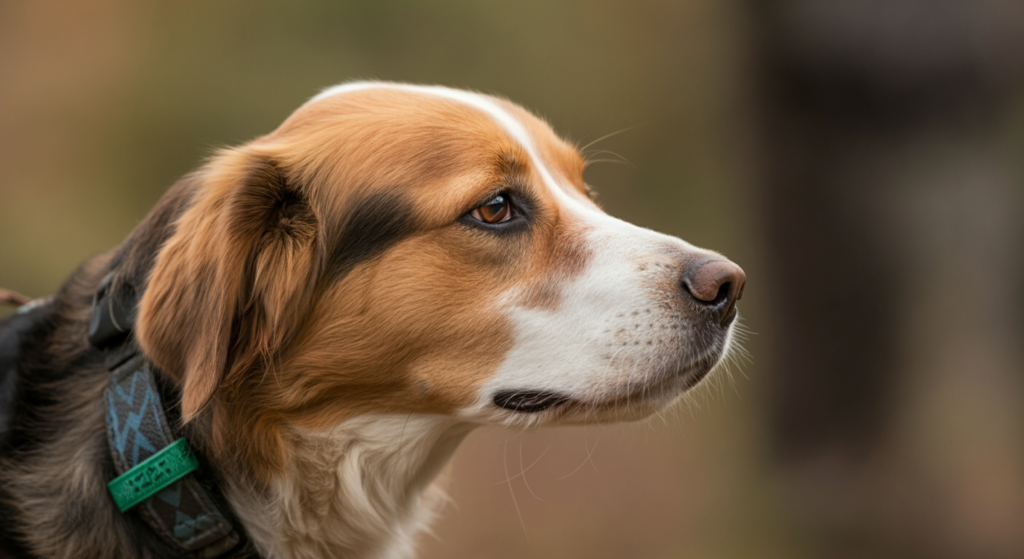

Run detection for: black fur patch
[[325, 190, 418, 280]]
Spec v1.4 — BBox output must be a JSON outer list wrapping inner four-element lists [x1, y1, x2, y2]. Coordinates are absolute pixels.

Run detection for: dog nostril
[[681, 258, 746, 326], [711, 282, 730, 306]]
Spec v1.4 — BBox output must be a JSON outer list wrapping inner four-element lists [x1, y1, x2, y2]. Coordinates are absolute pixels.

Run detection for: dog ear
[[137, 152, 319, 422]]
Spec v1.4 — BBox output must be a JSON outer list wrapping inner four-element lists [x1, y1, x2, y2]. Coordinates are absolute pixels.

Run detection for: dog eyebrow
[[324, 190, 418, 280], [496, 152, 527, 176], [490, 152, 535, 200]]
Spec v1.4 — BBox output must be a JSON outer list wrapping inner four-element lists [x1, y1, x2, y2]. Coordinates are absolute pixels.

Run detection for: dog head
[[133, 82, 745, 480]]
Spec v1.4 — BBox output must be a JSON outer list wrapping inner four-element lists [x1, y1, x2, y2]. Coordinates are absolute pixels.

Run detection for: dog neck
[[226, 414, 475, 559]]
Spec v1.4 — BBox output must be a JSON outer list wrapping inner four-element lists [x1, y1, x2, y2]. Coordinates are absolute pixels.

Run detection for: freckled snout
[[681, 258, 746, 326]]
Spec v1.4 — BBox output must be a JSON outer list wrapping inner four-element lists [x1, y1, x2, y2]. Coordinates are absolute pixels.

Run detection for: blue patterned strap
[[105, 357, 242, 557]]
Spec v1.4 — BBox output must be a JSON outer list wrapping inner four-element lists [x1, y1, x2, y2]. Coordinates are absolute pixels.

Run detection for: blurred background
[[1, 1, 1022, 557]]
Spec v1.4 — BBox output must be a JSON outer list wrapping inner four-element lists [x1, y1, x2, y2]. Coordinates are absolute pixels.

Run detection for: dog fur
[[0, 82, 744, 559]]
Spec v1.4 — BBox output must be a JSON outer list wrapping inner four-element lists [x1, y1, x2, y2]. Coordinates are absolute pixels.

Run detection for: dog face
[[134, 82, 744, 479]]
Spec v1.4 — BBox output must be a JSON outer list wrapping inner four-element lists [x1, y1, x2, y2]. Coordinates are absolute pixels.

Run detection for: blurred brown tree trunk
[[749, 1, 1024, 557]]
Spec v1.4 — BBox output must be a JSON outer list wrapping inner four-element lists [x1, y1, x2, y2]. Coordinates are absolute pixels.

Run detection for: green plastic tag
[[107, 438, 199, 512]]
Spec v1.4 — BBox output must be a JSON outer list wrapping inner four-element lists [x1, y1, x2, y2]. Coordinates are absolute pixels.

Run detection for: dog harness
[[90, 272, 256, 559]]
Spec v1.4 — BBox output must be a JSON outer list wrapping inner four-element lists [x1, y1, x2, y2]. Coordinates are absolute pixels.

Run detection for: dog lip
[[719, 304, 738, 327], [492, 348, 725, 416], [492, 390, 571, 413], [681, 362, 715, 389], [585, 358, 720, 410]]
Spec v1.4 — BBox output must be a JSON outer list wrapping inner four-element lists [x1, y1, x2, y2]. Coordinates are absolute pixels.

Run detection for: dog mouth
[[491, 357, 719, 415], [492, 390, 571, 413]]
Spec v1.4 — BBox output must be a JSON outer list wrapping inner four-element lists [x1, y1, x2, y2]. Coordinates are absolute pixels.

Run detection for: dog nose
[[681, 258, 746, 326]]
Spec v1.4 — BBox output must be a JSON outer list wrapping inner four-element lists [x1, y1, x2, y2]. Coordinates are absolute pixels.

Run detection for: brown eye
[[471, 195, 513, 224]]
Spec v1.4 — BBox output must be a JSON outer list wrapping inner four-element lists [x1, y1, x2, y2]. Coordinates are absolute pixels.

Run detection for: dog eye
[[470, 194, 513, 224]]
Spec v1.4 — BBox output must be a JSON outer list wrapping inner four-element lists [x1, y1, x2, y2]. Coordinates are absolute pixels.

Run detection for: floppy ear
[[136, 152, 319, 422]]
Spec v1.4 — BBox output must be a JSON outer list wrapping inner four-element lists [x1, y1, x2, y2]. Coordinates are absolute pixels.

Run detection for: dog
[[0, 82, 745, 559]]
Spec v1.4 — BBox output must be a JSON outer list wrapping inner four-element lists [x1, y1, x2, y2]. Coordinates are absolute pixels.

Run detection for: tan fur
[[135, 86, 597, 488], [2, 83, 741, 559]]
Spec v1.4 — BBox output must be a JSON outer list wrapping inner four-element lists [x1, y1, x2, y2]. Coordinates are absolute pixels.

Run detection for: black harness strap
[[89, 273, 256, 559]]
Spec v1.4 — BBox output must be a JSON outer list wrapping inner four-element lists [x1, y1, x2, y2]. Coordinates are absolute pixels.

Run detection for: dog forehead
[[282, 82, 591, 205]]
